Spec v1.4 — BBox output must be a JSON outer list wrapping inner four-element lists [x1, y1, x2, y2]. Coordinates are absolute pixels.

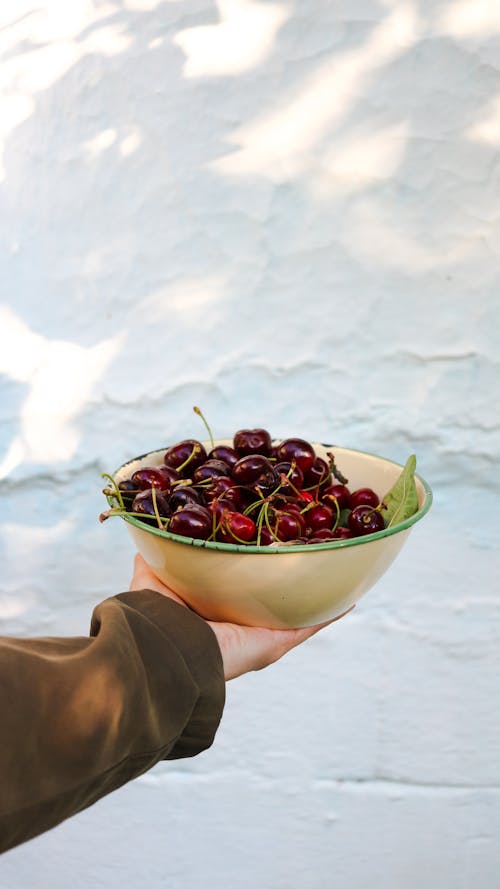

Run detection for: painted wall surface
[[0, 1, 499, 886]]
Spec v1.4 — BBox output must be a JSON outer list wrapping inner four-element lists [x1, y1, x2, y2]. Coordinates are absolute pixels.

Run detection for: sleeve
[[0, 590, 225, 854]]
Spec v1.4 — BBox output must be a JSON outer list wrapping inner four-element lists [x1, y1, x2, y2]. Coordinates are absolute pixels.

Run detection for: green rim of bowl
[[106, 445, 433, 554]]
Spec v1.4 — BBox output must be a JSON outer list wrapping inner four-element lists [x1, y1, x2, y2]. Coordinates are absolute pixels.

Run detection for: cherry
[[193, 459, 231, 483], [118, 479, 140, 507], [233, 454, 273, 485], [275, 438, 315, 473], [211, 500, 228, 522], [272, 509, 306, 541], [164, 439, 207, 475], [348, 505, 384, 536], [303, 457, 331, 490], [309, 528, 336, 539], [249, 467, 280, 498], [333, 526, 353, 539], [168, 505, 213, 540], [205, 476, 246, 509], [119, 479, 139, 493], [168, 486, 202, 512], [323, 484, 351, 510], [217, 511, 256, 543], [258, 527, 274, 545], [233, 428, 272, 457], [131, 489, 171, 524], [208, 445, 239, 469], [272, 498, 302, 516], [349, 488, 380, 509], [131, 465, 177, 492], [274, 461, 304, 494], [304, 503, 335, 533]]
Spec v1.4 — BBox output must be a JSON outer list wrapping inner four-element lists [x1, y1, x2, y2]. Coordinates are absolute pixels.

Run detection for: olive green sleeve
[[0, 591, 225, 854]]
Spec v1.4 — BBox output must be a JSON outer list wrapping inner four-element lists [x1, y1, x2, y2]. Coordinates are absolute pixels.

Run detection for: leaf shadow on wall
[[0, 0, 499, 616]]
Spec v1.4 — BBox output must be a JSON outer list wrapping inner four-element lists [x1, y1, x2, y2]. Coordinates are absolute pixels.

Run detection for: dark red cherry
[[193, 459, 231, 483], [119, 479, 139, 493], [273, 510, 306, 541], [348, 505, 385, 536], [118, 479, 140, 507], [274, 461, 304, 494], [205, 476, 246, 508], [131, 489, 171, 523], [349, 488, 380, 509], [258, 527, 275, 545], [305, 504, 335, 533], [211, 501, 228, 523], [233, 428, 272, 457], [333, 526, 353, 539], [272, 498, 302, 516], [168, 505, 213, 540], [303, 457, 331, 490], [248, 466, 280, 497], [131, 465, 177, 492], [232, 454, 272, 485], [323, 484, 351, 510], [208, 445, 239, 469], [168, 486, 202, 512], [164, 439, 207, 476], [275, 438, 316, 473], [218, 511, 256, 543], [309, 528, 336, 540]]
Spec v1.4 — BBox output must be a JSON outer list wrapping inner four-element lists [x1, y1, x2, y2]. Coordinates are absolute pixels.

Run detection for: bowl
[[109, 441, 432, 629]]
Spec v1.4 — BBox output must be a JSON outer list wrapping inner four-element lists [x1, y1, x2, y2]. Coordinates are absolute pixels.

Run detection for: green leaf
[[381, 455, 419, 528], [338, 507, 351, 527]]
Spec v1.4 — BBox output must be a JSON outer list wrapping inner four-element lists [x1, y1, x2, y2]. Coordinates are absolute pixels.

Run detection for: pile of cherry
[[103, 428, 387, 545]]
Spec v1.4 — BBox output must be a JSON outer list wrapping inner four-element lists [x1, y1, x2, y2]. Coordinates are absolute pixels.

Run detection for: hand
[[130, 554, 354, 681]]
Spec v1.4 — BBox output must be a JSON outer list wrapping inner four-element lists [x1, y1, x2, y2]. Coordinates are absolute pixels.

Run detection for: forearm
[[0, 591, 225, 854]]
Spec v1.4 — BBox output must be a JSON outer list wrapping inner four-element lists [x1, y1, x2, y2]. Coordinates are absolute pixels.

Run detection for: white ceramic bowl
[[110, 441, 432, 628]]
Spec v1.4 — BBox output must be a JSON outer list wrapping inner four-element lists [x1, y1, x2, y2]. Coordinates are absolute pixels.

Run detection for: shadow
[[0, 0, 499, 625]]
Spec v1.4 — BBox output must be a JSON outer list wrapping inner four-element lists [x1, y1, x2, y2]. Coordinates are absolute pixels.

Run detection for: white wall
[[1, 1, 499, 886]]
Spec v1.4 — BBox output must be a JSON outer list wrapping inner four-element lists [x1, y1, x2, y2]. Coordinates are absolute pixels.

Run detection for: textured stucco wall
[[1, 1, 499, 887]]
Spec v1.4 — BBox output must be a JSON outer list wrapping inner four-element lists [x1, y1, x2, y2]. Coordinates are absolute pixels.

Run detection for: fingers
[[283, 603, 356, 646], [130, 553, 355, 680], [259, 604, 356, 666]]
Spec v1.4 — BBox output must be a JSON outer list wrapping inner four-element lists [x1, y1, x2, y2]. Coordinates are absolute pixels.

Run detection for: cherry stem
[[151, 486, 165, 530], [208, 501, 226, 541], [300, 500, 317, 515], [176, 445, 197, 475], [225, 525, 256, 545], [101, 473, 124, 509], [256, 503, 266, 545], [193, 405, 214, 451], [263, 502, 280, 542], [99, 507, 170, 524], [326, 452, 348, 485], [330, 496, 340, 532], [279, 473, 302, 499], [243, 495, 266, 516]]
